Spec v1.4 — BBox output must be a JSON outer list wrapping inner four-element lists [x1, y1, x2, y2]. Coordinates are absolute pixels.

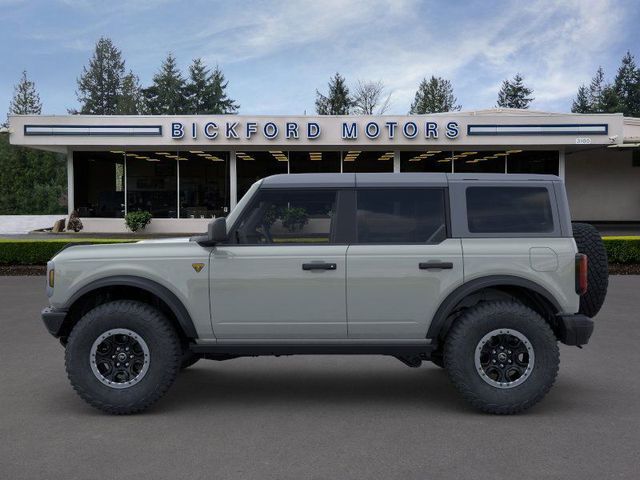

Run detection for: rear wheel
[[444, 301, 559, 414], [65, 300, 181, 414]]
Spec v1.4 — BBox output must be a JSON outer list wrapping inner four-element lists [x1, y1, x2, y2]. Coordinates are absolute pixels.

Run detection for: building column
[[66, 149, 74, 216], [229, 150, 237, 210], [393, 150, 400, 173], [559, 148, 566, 180]]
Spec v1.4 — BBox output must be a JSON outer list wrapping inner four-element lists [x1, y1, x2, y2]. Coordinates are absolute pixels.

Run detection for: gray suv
[[42, 173, 608, 414]]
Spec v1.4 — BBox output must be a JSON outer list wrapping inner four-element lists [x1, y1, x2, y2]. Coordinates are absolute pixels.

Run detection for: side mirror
[[208, 217, 228, 244]]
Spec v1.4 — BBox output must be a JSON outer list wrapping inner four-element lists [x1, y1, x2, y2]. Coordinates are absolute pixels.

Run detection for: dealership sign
[[170, 120, 461, 142]]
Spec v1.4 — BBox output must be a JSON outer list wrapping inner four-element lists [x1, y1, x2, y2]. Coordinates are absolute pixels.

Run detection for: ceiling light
[[438, 159, 451, 163], [146, 158, 160, 162], [189, 151, 204, 154], [155, 152, 170, 156], [427, 150, 442, 154], [110, 150, 125, 154], [495, 153, 507, 156], [506, 150, 523, 154]]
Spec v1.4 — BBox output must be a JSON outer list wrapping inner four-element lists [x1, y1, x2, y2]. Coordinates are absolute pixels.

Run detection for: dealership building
[[8, 109, 640, 233]]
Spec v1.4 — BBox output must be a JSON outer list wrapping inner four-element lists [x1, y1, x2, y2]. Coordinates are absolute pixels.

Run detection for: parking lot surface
[[1, 275, 639, 479]]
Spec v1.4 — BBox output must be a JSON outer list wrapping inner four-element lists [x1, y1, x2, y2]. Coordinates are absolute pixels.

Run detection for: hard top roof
[[260, 172, 561, 188]]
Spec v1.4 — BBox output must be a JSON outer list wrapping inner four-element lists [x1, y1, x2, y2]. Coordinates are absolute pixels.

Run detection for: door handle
[[302, 262, 337, 271], [419, 261, 453, 270]]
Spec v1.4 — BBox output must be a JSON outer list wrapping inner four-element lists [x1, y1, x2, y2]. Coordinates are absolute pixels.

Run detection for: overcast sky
[[1, 0, 639, 117]]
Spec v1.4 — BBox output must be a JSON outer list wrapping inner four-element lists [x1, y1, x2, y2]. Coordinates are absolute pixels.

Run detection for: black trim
[[190, 342, 435, 357], [426, 275, 562, 339], [41, 307, 68, 337], [24, 124, 163, 137], [556, 314, 594, 346], [467, 123, 608, 136], [64, 275, 198, 338]]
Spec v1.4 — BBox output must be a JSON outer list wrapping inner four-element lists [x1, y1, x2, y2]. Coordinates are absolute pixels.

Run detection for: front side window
[[234, 189, 337, 244], [466, 186, 554, 233], [356, 188, 447, 243]]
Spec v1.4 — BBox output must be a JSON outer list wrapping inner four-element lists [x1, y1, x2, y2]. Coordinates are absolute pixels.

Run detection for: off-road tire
[[444, 301, 559, 414], [65, 300, 181, 414], [572, 222, 608, 317]]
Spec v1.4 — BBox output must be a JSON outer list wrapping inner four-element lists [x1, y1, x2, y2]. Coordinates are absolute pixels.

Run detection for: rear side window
[[466, 186, 554, 233], [356, 188, 447, 243]]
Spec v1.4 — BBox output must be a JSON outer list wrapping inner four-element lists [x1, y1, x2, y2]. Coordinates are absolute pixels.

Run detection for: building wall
[[565, 148, 640, 221]]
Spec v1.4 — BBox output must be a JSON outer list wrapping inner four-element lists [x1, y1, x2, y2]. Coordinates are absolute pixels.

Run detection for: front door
[[346, 188, 464, 339], [210, 188, 348, 339]]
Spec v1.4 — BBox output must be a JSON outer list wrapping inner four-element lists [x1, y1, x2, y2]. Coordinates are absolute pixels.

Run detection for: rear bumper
[[41, 307, 68, 338], [556, 313, 594, 346]]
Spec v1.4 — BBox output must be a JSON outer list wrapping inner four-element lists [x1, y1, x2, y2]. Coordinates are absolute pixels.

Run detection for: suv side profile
[[42, 173, 608, 414]]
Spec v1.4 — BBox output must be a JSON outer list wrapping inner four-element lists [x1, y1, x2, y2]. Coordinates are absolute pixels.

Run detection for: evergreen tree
[[613, 51, 640, 117], [143, 53, 187, 115], [185, 59, 239, 114], [588, 66, 607, 111], [409, 76, 461, 114], [571, 85, 591, 113], [315, 73, 352, 115], [497, 73, 534, 109], [75, 37, 125, 114], [116, 71, 144, 115], [8, 70, 42, 117]]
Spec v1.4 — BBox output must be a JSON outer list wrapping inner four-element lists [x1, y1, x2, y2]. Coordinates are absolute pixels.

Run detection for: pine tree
[[75, 37, 125, 114], [143, 53, 187, 115], [588, 66, 607, 111], [496, 73, 534, 109], [8, 70, 42, 117], [409, 76, 461, 114], [315, 73, 352, 115], [571, 85, 591, 113], [613, 51, 640, 117], [185, 59, 239, 114], [116, 71, 144, 115]]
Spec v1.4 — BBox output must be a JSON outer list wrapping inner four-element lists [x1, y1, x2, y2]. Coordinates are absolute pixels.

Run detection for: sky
[[1, 0, 639, 118]]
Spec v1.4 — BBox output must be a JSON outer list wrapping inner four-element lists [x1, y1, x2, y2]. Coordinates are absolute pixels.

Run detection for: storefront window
[[289, 151, 341, 173], [400, 151, 453, 172], [453, 151, 506, 173], [73, 151, 125, 218], [237, 151, 288, 200], [177, 151, 229, 218], [126, 151, 177, 218], [342, 150, 394, 173], [507, 150, 559, 175]]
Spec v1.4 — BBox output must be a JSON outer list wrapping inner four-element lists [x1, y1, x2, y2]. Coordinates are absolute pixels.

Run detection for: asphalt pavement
[[1, 275, 639, 479]]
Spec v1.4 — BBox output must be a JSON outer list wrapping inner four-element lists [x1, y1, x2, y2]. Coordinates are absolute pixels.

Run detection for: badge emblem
[[192, 263, 205, 273]]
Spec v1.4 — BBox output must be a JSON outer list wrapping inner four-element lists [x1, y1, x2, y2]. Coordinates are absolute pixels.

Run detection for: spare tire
[[572, 222, 608, 317]]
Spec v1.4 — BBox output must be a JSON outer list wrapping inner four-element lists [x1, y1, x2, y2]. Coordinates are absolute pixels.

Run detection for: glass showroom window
[[126, 152, 177, 218], [73, 151, 125, 218], [342, 150, 394, 173], [289, 151, 341, 173], [453, 151, 506, 173], [177, 150, 230, 218], [401, 151, 453, 172], [236, 151, 289, 200], [507, 150, 559, 175]]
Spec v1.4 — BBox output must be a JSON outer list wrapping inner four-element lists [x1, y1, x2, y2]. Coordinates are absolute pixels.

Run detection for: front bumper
[[556, 313, 594, 346], [42, 307, 68, 337]]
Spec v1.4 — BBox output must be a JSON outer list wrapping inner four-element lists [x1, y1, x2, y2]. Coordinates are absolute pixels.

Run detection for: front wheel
[[65, 300, 182, 414], [444, 301, 559, 414]]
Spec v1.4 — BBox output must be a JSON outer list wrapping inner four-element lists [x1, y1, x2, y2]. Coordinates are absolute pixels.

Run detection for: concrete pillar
[[559, 148, 566, 180], [393, 150, 401, 173], [66, 149, 74, 216], [229, 150, 237, 210]]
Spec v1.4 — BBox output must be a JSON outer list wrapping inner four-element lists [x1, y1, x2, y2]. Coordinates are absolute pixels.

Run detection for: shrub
[[0, 239, 133, 265], [603, 237, 640, 264], [125, 210, 152, 232]]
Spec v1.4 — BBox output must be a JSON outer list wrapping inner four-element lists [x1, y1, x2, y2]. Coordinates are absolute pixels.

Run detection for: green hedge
[[0, 239, 134, 265], [603, 237, 640, 264]]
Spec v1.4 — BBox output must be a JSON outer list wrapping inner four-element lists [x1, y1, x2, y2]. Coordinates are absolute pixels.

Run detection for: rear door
[[346, 187, 463, 339], [210, 188, 349, 339]]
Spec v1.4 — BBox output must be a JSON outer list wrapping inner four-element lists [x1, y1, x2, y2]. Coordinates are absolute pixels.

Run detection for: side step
[[190, 342, 436, 358]]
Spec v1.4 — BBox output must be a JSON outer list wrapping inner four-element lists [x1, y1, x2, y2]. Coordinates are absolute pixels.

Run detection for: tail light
[[575, 254, 588, 295]]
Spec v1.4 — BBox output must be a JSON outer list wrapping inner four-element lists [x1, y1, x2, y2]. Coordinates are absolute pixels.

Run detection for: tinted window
[[356, 189, 447, 243], [235, 189, 337, 244], [466, 186, 554, 233]]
